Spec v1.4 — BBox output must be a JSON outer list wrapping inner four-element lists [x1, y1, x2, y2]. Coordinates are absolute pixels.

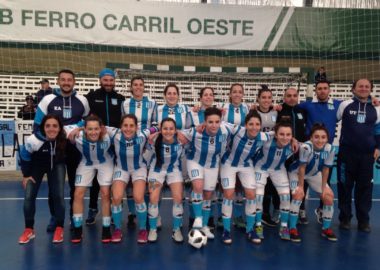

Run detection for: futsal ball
[[188, 229, 207, 249]]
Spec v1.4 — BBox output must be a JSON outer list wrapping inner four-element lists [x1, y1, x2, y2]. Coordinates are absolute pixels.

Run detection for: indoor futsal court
[[1, 0, 380, 270], [0, 180, 379, 270]]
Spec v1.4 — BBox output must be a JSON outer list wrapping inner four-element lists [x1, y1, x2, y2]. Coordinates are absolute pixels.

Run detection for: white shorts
[[220, 163, 256, 190], [288, 171, 329, 194], [148, 169, 183, 185], [112, 165, 147, 184], [254, 167, 290, 195], [187, 159, 219, 191], [75, 160, 113, 187]]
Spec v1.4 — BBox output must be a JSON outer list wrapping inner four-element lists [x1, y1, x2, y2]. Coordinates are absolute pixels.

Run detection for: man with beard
[[84, 68, 125, 226], [34, 69, 90, 232]]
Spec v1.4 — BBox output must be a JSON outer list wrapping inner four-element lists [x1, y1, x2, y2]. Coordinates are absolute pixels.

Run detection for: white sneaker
[[192, 217, 202, 229], [148, 229, 157, 242], [201, 226, 215, 239], [172, 229, 184, 243]]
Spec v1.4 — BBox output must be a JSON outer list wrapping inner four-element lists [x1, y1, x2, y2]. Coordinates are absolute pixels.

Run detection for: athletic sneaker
[[247, 230, 261, 244], [46, 216, 57, 233], [172, 229, 184, 243], [233, 216, 246, 229], [298, 210, 309, 225], [262, 213, 277, 227], [19, 228, 35, 244], [148, 229, 158, 242], [137, 229, 148, 244], [255, 225, 264, 239], [321, 228, 338, 241], [207, 217, 216, 230], [85, 208, 98, 225], [201, 226, 215, 239], [71, 226, 83, 244], [52, 226, 64, 243], [111, 229, 122, 243], [127, 214, 136, 229], [279, 226, 290, 241], [289, 228, 301, 243], [272, 210, 280, 224], [102, 226, 112, 243], [314, 208, 323, 225], [222, 230, 232, 244]]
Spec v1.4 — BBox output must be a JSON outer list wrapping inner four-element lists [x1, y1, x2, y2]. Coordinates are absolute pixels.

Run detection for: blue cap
[[99, 68, 115, 79]]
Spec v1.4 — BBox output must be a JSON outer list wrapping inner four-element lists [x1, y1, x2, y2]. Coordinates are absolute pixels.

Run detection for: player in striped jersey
[[65, 115, 114, 244], [108, 114, 159, 244], [147, 118, 185, 243], [220, 110, 270, 244], [154, 83, 189, 130], [221, 83, 250, 126], [122, 76, 156, 130], [288, 124, 337, 242], [182, 107, 232, 240], [186, 87, 215, 128], [121, 76, 156, 229], [221, 83, 251, 229], [254, 122, 294, 241], [256, 85, 280, 227]]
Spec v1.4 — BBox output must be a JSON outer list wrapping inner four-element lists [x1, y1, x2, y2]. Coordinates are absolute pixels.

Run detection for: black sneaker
[[207, 217, 215, 231], [298, 210, 309, 225], [339, 220, 351, 230], [85, 208, 99, 225], [71, 226, 83, 243], [46, 216, 57, 233], [358, 223, 371, 233], [262, 213, 277, 227], [102, 226, 112, 243], [127, 214, 136, 229]]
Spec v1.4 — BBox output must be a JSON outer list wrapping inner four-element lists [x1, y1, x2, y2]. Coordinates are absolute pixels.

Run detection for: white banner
[[0, 0, 284, 50], [0, 120, 33, 171]]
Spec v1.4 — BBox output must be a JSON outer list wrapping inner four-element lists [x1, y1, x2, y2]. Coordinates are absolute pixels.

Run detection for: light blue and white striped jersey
[[107, 127, 157, 171], [149, 136, 184, 173], [186, 109, 206, 128], [289, 141, 335, 176], [122, 96, 157, 130], [221, 126, 271, 167], [155, 104, 189, 130], [221, 103, 250, 126], [65, 126, 113, 166], [254, 134, 293, 171], [183, 123, 232, 168]]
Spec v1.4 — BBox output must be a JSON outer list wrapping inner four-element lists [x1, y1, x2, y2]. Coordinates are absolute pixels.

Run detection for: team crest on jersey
[[271, 115, 277, 122], [177, 107, 184, 113], [168, 108, 175, 115], [219, 134, 227, 142], [100, 141, 108, 149], [111, 98, 117, 105], [297, 113, 303, 119], [328, 104, 335, 110]]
